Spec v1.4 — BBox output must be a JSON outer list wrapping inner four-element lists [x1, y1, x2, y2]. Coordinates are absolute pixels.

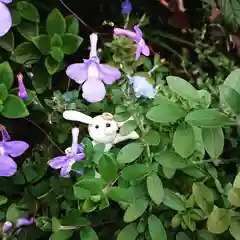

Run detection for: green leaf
[[73, 186, 90, 200], [147, 173, 164, 205], [162, 166, 176, 179], [224, 69, 240, 95], [32, 62, 52, 93], [98, 155, 117, 183], [173, 122, 195, 158], [162, 188, 185, 211], [17, 1, 40, 23], [219, 84, 240, 115], [117, 142, 144, 164], [176, 232, 191, 240], [52, 217, 61, 232], [207, 206, 231, 234], [192, 183, 214, 213], [117, 223, 139, 240], [202, 127, 224, 158], [148, 215, 167, 240], [62, 34, 83, 54], [0, 196, 8, 205], [119, 120, 137, 136], [0, 30, 14, 52], [32, 35, 51, 55], [50, 230, 73, 240], [122, 164, 148, 181], [75, 178, 104, 195], [234, 172, 240, 188], [229, 218, 240, 240], [154, 151, 187, 169], [123, 198, 148, 222], [50, 47, 64, 62], [80, 226, 98, 240], [107, 187, 134, 203], [11, 9, 22, 26], [0, 83, 8, 102], [10, 42, 41, 64], [146, 100, 186, 123], [46, 9, 66, 36], [166, 76, 200, 102], [228, 188, 240, 207], [45, 56, 61, 75], [0, 62, 13, 89], [197, 229, 215, 240], [185, 109, 232, 127], [65, 15, 79, 35], [2, 95, 29, 118], [6, 204, 22, 222], [17, 20, 39, 41], [142, 129, 160, 146], [51, 34, 63, 47]]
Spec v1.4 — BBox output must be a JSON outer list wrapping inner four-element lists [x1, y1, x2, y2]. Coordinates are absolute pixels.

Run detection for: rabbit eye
[[95, 125, 99, 129], [116, 129, 120, 133], [106, 123, 111, 127]]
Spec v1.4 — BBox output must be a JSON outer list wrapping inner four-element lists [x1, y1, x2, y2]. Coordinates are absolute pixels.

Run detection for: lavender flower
[[0, 124, 10, 141], [48, 128, 85, 178], [17, 73, 28, 100], [113, 25, 150, 60], [121, 0, 132, 14], [0, 138, 29, 177], [0, 0, 12, 37], [66, 33, 121, 103], [128, 75, 156, 98], [2, 221, 12, 233]]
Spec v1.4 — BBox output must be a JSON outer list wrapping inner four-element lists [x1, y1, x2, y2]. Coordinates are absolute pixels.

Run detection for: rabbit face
[[88, 115, 119, 144]]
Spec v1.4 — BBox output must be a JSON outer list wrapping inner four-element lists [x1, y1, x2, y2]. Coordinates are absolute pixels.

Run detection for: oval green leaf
[[148, 215, 167, 240]]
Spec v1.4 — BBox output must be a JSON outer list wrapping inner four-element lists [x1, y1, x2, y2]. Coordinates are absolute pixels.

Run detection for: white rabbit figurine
[[63, 110, 139, 152]]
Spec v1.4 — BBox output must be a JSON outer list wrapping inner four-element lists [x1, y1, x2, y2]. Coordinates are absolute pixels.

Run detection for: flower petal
[[0, 2, 12, 37], [75, 153, 85, 161], [60, 163, 70, 178], [0, 0, 12, 4], [16, 217, 34, 228], [99, 64, 121, 84], [0, 156, 17, 176], [3, 141, 29, 157], [2, 221, 12, 233], [113, 28, 136, 40], [141, 43, 150, 56], [66, 63, 87, 84], [48, 156, 66, 169], [82, 79, 106, 103], [133, 25, 142, 38]]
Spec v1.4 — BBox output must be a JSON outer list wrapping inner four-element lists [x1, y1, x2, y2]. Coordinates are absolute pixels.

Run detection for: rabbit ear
[[63, 110, 93, 124]]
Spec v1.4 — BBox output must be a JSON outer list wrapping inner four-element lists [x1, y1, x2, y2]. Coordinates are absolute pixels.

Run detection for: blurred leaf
[[224, 69, 240, 95], [0, 196, 7, 205], [107, 187, 134, 203], [52, 217, 61, 232], [11, 9, 22, 26], [0, 61, 13, 89], [117, 223, 138, 240], [51, 34, 63, 47], [50, 47, 64, 62], [148, 215, 167, 240], [80, 226, 98, 240], [0, 30, 14, 51], [44, 56, 61, 75], [176, 232, 191, 240], [65, 15, 79, 35], [234, 172, 240, 188], [50, 230, 73, 240], [162, 188, 185, 211], [32, 35, 51, 55], [17, 1, 40, 23], [122, 164, 148, 181], [142, 129, 160, 146], [228, 188, 240, 207], [120, 120, 137, 136], [230, 218, 240, 240], [62, 34, 83, 54], [17, 20, 39, 41], [147, 173, 164, 205], [0, 83, 8, 102]]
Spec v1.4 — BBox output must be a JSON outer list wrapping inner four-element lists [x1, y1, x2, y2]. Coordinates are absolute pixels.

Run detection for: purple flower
[[0, 124, 10, 141], [113, 25, 150, 60], [16, 217, 34, 228], [2, 221, 12, 233], [0, 139, 29, 177], [0, 0, 12, 37], [121, 0, 132, 14], [48, 128, 85, 178], [17, 73, 28, 100], [66, 33, 121, 103]]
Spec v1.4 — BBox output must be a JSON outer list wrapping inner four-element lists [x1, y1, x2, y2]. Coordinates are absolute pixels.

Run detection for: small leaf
[[224, 68, 240, 95], [117, 142, 144, 164], [11, 9, 22, 26], [50, 47, 64, 62], [142, 129, 160, 146], [122, 164, 148, 181], [148, 215, 167, 240], [44, 56, 61, 75], [147, 173, 164, 205], [0, 196, 8, 205], [229, 218, 240, 240], [147, 100, 186, 123], [0, 83, 8, 102], [0, 30, 14, 52], [32, 35, 51, 55], [176, 232, 191, 240], [52, 217, 61, 232], [192, 182, 214, 213], [0, 62, 13, 89], [2, 95, 29, 118], [162, 188, 185, 211], [117, 223, 138, 240], [80, 226, 98, 240], [10, 42, 41, 64], [228, 188, 240, 207], [65, 15, 79, 34], [62, 34, 83, 54], [50, 230, 73, 240], [202, 127, 224, 158], [167, 76, 200, 102], [123, 198, 148, 222], [173, 122, 195, 158], [98, 155, 117, 183], [51, 34, 63, 47], [154, 150, 187, 169], [207, 206, 231, 234], [17, 1, 40, 23], [107, 187, 134, 203], [119, 120, 137, 136], [17, 20, 39, 41], [185, 109, 232, 127], [234, 172, 240, 188], [46, 9, 66, 36]]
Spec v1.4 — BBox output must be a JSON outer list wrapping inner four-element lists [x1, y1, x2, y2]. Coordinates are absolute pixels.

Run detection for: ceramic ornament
[[63, 110, 139, 152]]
